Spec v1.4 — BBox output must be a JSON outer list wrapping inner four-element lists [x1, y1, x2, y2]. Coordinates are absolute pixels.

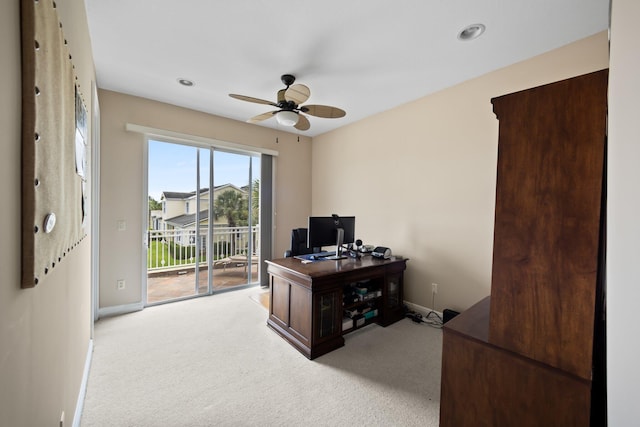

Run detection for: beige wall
[[98, 90, 311, 309], [313, 32, 610, 313], [607, 0, 640, 423], [0, 0, 95, 425]]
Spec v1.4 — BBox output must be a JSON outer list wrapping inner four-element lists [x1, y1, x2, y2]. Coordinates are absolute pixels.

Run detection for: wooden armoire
[[439, 69, 608, 426]]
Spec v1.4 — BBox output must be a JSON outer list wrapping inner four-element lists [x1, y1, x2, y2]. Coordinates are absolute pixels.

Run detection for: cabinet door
[[288, 281, 312, 345], [270, 276, 290, 328], [269, 275, 312, 348], [314, 289, 342, 342], [381, 272, 403, 326]]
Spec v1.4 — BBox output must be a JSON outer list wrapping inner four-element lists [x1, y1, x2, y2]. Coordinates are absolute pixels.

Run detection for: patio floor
[[147, 263, 259, 304]]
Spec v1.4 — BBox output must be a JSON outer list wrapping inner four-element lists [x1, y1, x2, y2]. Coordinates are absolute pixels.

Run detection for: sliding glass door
[[210, 151, 260, 290], [146, 139, 260, 305]]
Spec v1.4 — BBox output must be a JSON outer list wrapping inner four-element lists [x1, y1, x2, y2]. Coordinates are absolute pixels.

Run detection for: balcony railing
[[147, 225, 259, 272]]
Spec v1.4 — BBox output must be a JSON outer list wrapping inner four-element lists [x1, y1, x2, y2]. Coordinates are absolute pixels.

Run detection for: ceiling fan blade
[[285, 84, 310, 105], [247, 111, 277, 123], [300, 104, 346, 119], [294, 114, 311, 131], [229, 94, 277, 107]]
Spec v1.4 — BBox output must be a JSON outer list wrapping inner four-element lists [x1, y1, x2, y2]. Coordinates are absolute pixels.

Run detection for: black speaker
[[443, 309, 460, 324]]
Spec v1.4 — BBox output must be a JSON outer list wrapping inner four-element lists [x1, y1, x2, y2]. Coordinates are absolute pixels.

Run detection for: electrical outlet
[[117, 279, 125, 290], [432, 283, 438, 294]]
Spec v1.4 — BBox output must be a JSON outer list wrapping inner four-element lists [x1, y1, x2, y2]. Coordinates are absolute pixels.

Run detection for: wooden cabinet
[[440, 69, 608, 426], [266, 256, 407, 359], [489, 70, 608, 379], [441, 298, 592, 427]]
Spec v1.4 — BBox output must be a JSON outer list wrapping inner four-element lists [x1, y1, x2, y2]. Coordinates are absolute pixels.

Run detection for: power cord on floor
[[405, 309, 443, 329]]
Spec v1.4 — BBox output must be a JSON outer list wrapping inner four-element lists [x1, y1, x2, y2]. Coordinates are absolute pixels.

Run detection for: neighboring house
[[149, 209, 162, 230], [157, 184, 245, 231], [159, 188, 209, 230], [155, 184, 249, 250]]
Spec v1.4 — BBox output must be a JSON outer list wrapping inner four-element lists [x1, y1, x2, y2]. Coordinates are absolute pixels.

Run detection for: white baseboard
[[72, 339, 93, 427], [404, 300, 443, 319], [98, 302, 144, 318]]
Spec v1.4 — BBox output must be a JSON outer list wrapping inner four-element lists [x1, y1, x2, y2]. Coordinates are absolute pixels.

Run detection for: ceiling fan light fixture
[[229, 74, 345, 131], [458, 23, 486, 41], [276, 110, 299, 126]]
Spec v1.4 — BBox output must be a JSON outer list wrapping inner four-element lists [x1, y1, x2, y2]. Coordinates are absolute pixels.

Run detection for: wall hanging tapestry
[[21, 0, 87, 288]]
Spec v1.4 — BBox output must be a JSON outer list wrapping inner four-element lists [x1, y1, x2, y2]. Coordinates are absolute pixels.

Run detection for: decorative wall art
[[21, 0, 88, 288]]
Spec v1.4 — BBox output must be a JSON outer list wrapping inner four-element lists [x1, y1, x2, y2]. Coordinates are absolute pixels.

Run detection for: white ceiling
[[84, 0, 609, 137]]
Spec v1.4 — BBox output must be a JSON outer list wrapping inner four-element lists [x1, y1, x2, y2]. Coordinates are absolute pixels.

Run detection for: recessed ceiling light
[[177, 78, 195, 87], [458, 24, 486, 41]]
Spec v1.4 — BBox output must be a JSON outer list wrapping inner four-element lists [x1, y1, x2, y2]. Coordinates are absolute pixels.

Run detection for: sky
[[148, 140, 260, 201]]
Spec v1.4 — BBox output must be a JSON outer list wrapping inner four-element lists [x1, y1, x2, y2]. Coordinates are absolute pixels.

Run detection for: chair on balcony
[[284, 228, 314, 257]]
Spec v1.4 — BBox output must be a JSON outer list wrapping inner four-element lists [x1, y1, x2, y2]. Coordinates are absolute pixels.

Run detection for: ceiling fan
[[229, 74, 346, 131]]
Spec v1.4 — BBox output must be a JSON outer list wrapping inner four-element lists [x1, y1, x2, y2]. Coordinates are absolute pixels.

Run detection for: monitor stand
[[325, 227, 347, 260]]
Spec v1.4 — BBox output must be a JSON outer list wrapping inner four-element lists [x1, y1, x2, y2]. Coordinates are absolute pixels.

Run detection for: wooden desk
[[265, 256, 407, 359]]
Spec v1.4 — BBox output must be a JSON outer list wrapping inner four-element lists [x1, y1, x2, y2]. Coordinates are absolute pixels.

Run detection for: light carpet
[[80, 287, 442, 426]]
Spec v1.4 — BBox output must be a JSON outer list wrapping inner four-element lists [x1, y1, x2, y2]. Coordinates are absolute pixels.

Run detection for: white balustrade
[[147, 226, 259, 272]]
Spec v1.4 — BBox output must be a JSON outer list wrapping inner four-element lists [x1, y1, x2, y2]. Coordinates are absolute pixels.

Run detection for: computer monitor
[[308, 215, 355, 260]]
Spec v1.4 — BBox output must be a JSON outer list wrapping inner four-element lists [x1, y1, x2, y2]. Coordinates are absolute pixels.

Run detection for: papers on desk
[[294, 254, 323, 262], [294, 251, 335, 261]]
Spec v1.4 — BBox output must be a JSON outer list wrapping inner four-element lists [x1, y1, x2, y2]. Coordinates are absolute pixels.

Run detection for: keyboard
[[294, 250, 342, 262], [314, 250, 337, 258]]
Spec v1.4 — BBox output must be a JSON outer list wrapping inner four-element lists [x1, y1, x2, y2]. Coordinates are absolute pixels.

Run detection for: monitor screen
[[308, 215, 355, 249]]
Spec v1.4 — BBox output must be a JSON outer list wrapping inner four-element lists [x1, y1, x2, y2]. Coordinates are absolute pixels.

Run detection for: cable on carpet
[[405, 309, 443, 328]]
